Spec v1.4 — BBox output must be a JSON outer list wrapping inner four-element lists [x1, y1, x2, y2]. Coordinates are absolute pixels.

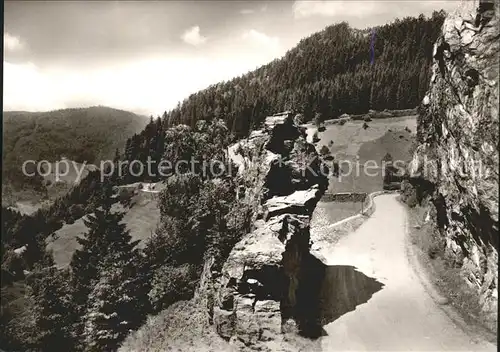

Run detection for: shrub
[[338, 119, 346, 126], [408, 139, 418, 155], [148, 264, 198, 312], [1, 250, 25, 280], [364, 116, 372, 122], [116, 187, 134, 207], [312, 131, 320, 143], [362, 122, 369, 129], [406, 193, 418, 208], [313, 112, 323, 127], [401, 180, 418, 207], [319, 145, 330, 157], [383, 182, 401, 190], [382, 152, 393, 163], [427, 239, 443, 259], [68, 204, 84, 220]]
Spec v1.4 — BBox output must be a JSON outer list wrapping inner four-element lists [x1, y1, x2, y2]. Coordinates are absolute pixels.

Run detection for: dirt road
[[315, 194, 496, 351]]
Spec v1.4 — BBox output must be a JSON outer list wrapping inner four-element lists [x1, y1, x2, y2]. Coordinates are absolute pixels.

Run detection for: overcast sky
[[4, 1, 459, 116]]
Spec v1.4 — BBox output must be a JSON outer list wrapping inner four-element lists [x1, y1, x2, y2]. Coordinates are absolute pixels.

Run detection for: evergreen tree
[[69, 181, 140, 344], [25, 266, 78, 351], [82, 241, 147, 351]]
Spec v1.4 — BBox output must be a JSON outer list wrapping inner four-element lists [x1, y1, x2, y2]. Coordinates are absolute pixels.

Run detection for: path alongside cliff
[[314, 194, 496, 351]]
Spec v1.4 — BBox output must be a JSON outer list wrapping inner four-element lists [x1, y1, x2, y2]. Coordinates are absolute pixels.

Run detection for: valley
[[2, 106, 147, 210]]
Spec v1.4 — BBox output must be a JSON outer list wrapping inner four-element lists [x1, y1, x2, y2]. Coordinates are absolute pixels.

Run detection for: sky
[[3, 1, 459, 116]]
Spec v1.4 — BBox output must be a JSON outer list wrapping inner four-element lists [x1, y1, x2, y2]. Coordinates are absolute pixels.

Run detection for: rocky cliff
[[204, 112, 329, 350], [404, 0, 498, 325]]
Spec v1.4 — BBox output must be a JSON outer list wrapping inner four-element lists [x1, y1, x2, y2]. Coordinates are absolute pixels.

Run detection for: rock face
[[406, 0, 498, 324], [207, 112, 328, 350]]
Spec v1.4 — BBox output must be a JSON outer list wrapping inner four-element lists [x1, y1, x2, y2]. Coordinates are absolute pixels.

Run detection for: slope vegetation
[[2, 106, 147, 205]]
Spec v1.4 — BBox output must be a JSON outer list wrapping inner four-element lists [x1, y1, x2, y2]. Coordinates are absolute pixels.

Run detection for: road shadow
[[295, 254, 384, 338]]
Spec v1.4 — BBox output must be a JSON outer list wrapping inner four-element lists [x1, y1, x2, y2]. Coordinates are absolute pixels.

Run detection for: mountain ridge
[[156, 12, 447, 137]]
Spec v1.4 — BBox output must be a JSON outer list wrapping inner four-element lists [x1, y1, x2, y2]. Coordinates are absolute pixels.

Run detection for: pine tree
[[69, 181, 139, 344], [25, 266, 78, 351], [70, 181, 122, 288], [82, 240, 147, 351]]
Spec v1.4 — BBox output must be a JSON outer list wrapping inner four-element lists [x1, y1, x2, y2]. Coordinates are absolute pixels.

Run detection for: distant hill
[[2, 106, 148, 206]]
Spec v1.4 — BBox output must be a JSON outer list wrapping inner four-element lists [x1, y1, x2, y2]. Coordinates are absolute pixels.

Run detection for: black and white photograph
[[1, 0, 498, 351]]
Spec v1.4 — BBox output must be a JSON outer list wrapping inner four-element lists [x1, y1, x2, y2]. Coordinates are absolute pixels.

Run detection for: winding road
[[315, 194, 496, 352]]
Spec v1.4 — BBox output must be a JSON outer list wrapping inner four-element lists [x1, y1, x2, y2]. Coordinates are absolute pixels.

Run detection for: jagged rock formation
[[405, 0, 498, 324], [206, 112, 329, 350]]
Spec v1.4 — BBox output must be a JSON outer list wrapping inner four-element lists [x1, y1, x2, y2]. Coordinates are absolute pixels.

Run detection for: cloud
[[240, 9, 255, 15], [292, 0, 460, 19], [242, 29, 280, 51], [3, 61, 63, 111], [240, 4, 268, 15], [292, 1, 385, 19], [181, 26, 207, 46], [4, 32, 25, 52]]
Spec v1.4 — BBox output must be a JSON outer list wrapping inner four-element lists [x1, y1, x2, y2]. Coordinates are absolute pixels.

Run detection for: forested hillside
[[1, 120, 249, 351], [2, 106, 147, 201], [159, 12, 445, 137]]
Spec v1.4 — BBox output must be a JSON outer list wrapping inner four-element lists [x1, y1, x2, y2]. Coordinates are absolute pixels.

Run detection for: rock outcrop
[[207, 112, 328, 350], [405, 0, 498, 325]]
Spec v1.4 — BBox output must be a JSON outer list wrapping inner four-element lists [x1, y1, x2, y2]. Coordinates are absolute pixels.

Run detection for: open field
[[46, 188, 161, 267], [309, 116, 416, 194], [308, 116, 417, 223], [311, 115, 416, 159]]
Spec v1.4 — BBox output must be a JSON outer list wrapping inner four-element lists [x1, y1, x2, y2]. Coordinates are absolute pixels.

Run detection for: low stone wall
[[324, 117, 350, 126], [329, 190, 396, 227], [310, 191, 396, 261], [321, 192, 367, 203]]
